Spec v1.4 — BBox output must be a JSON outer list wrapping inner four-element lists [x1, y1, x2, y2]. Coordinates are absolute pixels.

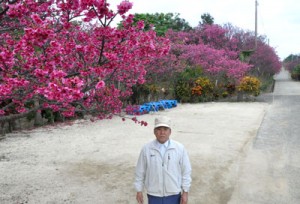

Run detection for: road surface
[[229, 68, 300, 204]]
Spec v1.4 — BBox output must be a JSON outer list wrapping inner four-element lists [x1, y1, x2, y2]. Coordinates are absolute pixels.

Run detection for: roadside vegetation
[[284, 54, 300, 80], [0, 1, 282, 135]]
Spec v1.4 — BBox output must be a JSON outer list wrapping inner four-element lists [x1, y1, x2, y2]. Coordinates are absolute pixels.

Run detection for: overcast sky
[[108, 0, 300, 61]]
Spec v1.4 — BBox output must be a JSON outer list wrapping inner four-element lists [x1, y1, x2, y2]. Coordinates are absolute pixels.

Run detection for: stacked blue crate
[[158, 100, 172, 109], [127, 100, 178, 115], [138, 105, 151, 114], [144, 102, 163, 112], [170, 100, 178, 107], [159, 100, 178, 108]]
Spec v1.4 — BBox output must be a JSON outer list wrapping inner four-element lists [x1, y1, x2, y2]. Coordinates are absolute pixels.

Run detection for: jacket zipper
[[162, 149, 170, 196], [155, 146, 171, 196], [162, 150, 165, 196], [167, 153, 170, 171]]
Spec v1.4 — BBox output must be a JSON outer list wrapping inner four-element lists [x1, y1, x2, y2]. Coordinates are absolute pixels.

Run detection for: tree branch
[[0, 105, 41, 122]]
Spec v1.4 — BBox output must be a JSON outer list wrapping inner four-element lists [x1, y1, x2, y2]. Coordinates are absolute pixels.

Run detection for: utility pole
[[255, 0, 258, 49]]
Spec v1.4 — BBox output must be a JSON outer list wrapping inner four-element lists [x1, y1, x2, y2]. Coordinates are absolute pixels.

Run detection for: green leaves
[[129, 13, 192, 36]]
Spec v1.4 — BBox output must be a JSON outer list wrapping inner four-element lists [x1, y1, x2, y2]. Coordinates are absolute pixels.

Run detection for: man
[[134, 116, 192, 204]]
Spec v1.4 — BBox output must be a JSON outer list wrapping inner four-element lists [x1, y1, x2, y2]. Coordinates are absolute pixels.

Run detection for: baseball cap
[[154, 116, 171, 129]]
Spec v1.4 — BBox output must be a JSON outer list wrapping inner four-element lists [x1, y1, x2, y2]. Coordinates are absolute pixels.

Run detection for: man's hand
[[181, 192, 188, 204], [136, 192, 144, 204]]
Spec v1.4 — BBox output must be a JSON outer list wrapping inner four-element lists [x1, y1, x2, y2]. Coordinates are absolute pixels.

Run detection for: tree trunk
[[49, 111, 54, 124], [0, 122, 6, 138], [34, 99, 43, 126]]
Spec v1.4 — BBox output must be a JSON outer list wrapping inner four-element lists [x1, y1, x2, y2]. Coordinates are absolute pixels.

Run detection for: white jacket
[[134, 139, 192, 197]]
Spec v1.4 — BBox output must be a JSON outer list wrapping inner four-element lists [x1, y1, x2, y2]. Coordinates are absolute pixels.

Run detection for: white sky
[[108, 0, 300, 61]]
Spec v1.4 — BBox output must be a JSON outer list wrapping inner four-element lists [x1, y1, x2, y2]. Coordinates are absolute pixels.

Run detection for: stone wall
[[1, 118, 35, 136]]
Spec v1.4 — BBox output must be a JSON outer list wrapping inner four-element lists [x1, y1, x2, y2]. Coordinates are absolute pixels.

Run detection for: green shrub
[[259, 76, 274, 92], [175, 80, 193, 102], [291, 64, 300, 81], [174, 67, 203, 102]]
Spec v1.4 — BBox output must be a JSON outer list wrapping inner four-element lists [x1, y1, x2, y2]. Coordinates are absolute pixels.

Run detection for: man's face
[[154, 126, 171, 144]]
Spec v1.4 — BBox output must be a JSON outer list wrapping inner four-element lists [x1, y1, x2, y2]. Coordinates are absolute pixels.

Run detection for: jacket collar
[[150, 139, 175, 150]]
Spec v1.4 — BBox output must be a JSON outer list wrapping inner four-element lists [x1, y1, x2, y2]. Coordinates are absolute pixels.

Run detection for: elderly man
[[134, 116, 192, 204]]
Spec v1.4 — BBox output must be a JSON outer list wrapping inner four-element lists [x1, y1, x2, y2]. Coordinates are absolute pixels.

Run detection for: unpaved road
[[0, 104, 266, 204], [0, 68, 297, 204]]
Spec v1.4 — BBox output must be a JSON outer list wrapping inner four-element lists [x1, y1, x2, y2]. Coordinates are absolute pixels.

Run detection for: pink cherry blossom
[[96, 80, 105, 89], [117, 1, 133, 15], [0, 0, 169, 120]]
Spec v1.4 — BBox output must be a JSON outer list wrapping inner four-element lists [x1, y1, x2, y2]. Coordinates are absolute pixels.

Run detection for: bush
[[226, 83, 236, 95], [175, 80, 193, 102], [174, 67, 204, 102], [191, 77, 214, 102], [291, 64, 300, 81], [259, 76, 274, 92], [237, 76, 261, 96]]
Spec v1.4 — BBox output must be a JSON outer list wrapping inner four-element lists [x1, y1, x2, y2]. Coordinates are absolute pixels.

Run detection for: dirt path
[[0, 102, 267, 204]]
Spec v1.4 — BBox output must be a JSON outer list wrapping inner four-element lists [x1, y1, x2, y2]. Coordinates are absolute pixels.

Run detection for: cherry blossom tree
[[165, 26, 252, 82], [223, 23, 281, 76], [248, 40, 282, 76], [0, 0, 169, 123]]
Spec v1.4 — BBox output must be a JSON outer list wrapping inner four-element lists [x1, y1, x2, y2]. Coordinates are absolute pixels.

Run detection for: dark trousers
[[147, 193, 181, 204]]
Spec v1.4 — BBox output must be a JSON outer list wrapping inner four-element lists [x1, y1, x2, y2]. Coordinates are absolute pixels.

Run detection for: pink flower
[[136, 21, 145, 30], [95, 80, 105, 89], [117, 1, 133, 15], [0, 110, 5, 116], [31, 14, 43, 24], [16, 107, 26, 113]]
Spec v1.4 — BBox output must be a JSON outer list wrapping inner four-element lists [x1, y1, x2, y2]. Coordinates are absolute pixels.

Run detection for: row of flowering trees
[[137, 21, 281, 103], [0, 0, 282, 130]]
